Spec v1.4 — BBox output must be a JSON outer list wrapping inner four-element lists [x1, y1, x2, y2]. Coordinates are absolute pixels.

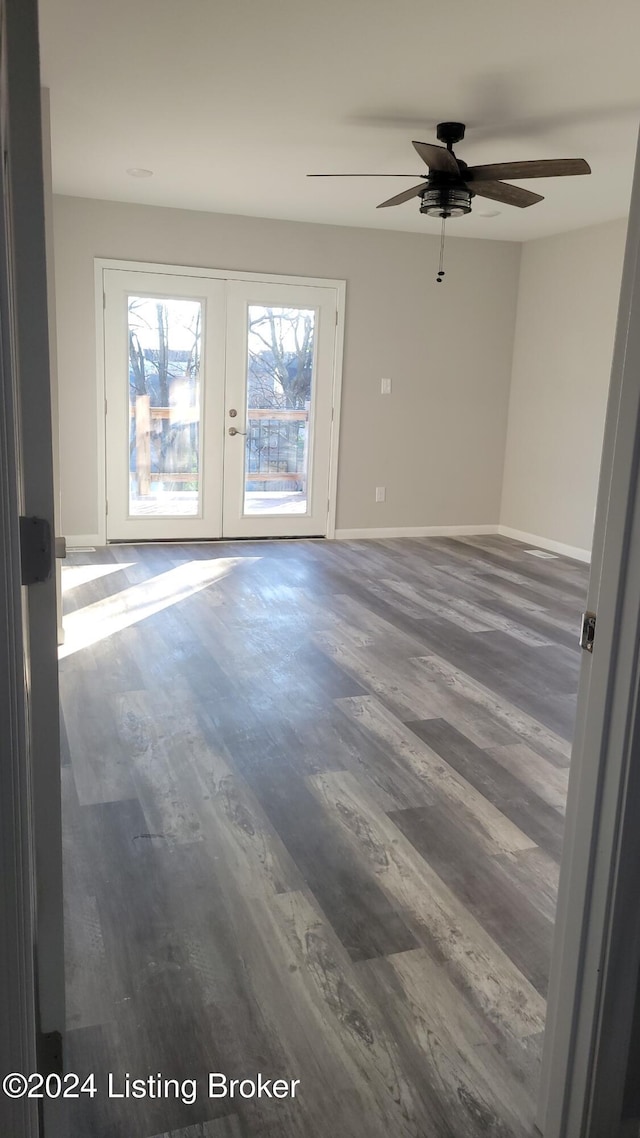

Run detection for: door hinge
[[103, 291, 106, 309], [19, 516, 53, 585], [37, 1030, 63, 1077], [580, 611, 597, 653], [105, 500, 109, 516]]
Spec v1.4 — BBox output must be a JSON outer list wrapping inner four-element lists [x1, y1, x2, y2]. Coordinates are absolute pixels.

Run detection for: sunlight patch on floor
[[59, 557, 259, 658], [61, 562, 135, 592]]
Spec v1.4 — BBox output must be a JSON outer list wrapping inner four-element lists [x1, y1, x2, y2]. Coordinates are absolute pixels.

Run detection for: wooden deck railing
[[130, 397, 310, 494]]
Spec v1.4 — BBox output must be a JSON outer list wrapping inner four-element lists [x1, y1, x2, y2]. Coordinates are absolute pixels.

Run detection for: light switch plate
[[381, 377, 392, 395]]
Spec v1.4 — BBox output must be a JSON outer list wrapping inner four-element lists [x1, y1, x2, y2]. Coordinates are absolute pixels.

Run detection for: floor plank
[[388, 802, 554, 995], [150, 1120, 244, 1138], [308, 769, 546, 1039], [404, 717, 565, 859]]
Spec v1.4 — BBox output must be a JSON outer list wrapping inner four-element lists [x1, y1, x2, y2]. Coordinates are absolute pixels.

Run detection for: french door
[[104, 268, 341, 541], [222, 279, 337, 538], [104, 270, 226, 541]]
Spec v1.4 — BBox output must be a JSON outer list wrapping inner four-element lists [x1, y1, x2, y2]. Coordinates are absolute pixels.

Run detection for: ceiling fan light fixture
[[420, 186, 472, 218]]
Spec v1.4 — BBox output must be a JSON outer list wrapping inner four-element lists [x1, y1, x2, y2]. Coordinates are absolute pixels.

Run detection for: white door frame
[[95, 258, 346, 544], [539, 128, 640, 1138]]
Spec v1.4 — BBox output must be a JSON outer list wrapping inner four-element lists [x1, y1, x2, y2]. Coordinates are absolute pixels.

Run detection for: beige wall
[[53, 195, 521, 539], [501, 218, 628, 555]]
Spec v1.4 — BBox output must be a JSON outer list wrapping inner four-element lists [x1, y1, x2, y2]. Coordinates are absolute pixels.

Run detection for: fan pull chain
[[437, 217, 446, 283]]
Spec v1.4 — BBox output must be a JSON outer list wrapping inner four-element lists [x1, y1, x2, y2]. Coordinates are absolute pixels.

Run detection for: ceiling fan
[[308, 121, 591, 217]]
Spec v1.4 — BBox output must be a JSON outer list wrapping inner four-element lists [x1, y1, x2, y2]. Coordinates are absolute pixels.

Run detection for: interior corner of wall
[[497, 243, 526, 532]]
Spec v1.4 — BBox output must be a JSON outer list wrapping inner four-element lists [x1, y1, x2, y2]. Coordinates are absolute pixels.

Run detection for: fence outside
[[130, 398, 310, 496]]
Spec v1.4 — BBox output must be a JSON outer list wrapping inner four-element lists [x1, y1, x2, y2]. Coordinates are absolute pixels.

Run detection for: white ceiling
[[38, 0, 640, 242]]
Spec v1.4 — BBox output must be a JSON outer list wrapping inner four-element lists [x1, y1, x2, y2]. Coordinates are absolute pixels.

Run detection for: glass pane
[[128, 296, 202, 518], [243, 305, 315, 517]]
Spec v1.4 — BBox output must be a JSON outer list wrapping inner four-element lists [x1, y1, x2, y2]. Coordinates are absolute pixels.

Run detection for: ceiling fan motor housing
[[420, 149, 473, 217]]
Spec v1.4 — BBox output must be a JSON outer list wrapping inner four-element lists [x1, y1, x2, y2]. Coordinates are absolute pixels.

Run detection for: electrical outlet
[[375, 486, 386, 502], [381, 377, 392, 395]]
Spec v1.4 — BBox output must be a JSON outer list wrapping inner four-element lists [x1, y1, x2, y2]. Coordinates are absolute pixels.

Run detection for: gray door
[[0, 1, 65, 1135]]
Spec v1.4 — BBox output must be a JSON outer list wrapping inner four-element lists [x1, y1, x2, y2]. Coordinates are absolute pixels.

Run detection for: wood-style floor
[[59, 535, 588, 1138]]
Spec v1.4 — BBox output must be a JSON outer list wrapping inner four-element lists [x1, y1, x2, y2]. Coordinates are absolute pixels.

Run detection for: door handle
[[228, 427, 246, 436]]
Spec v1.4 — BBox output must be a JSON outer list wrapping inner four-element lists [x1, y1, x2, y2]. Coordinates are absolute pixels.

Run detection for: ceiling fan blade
[[465, 158, 591, 182], [412, 141, 460, 175], [469, 180, 544, 208], [307, 173, 420, 178], [377, 182, 427, 208]]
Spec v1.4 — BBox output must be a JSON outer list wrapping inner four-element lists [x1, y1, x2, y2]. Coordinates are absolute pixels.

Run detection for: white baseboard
[[333, 522, 592, 562], [65, 534, 105, 549], [498, 525, 591, 564], [334, 524, 499, 540], [64, 524, 591, 563]]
